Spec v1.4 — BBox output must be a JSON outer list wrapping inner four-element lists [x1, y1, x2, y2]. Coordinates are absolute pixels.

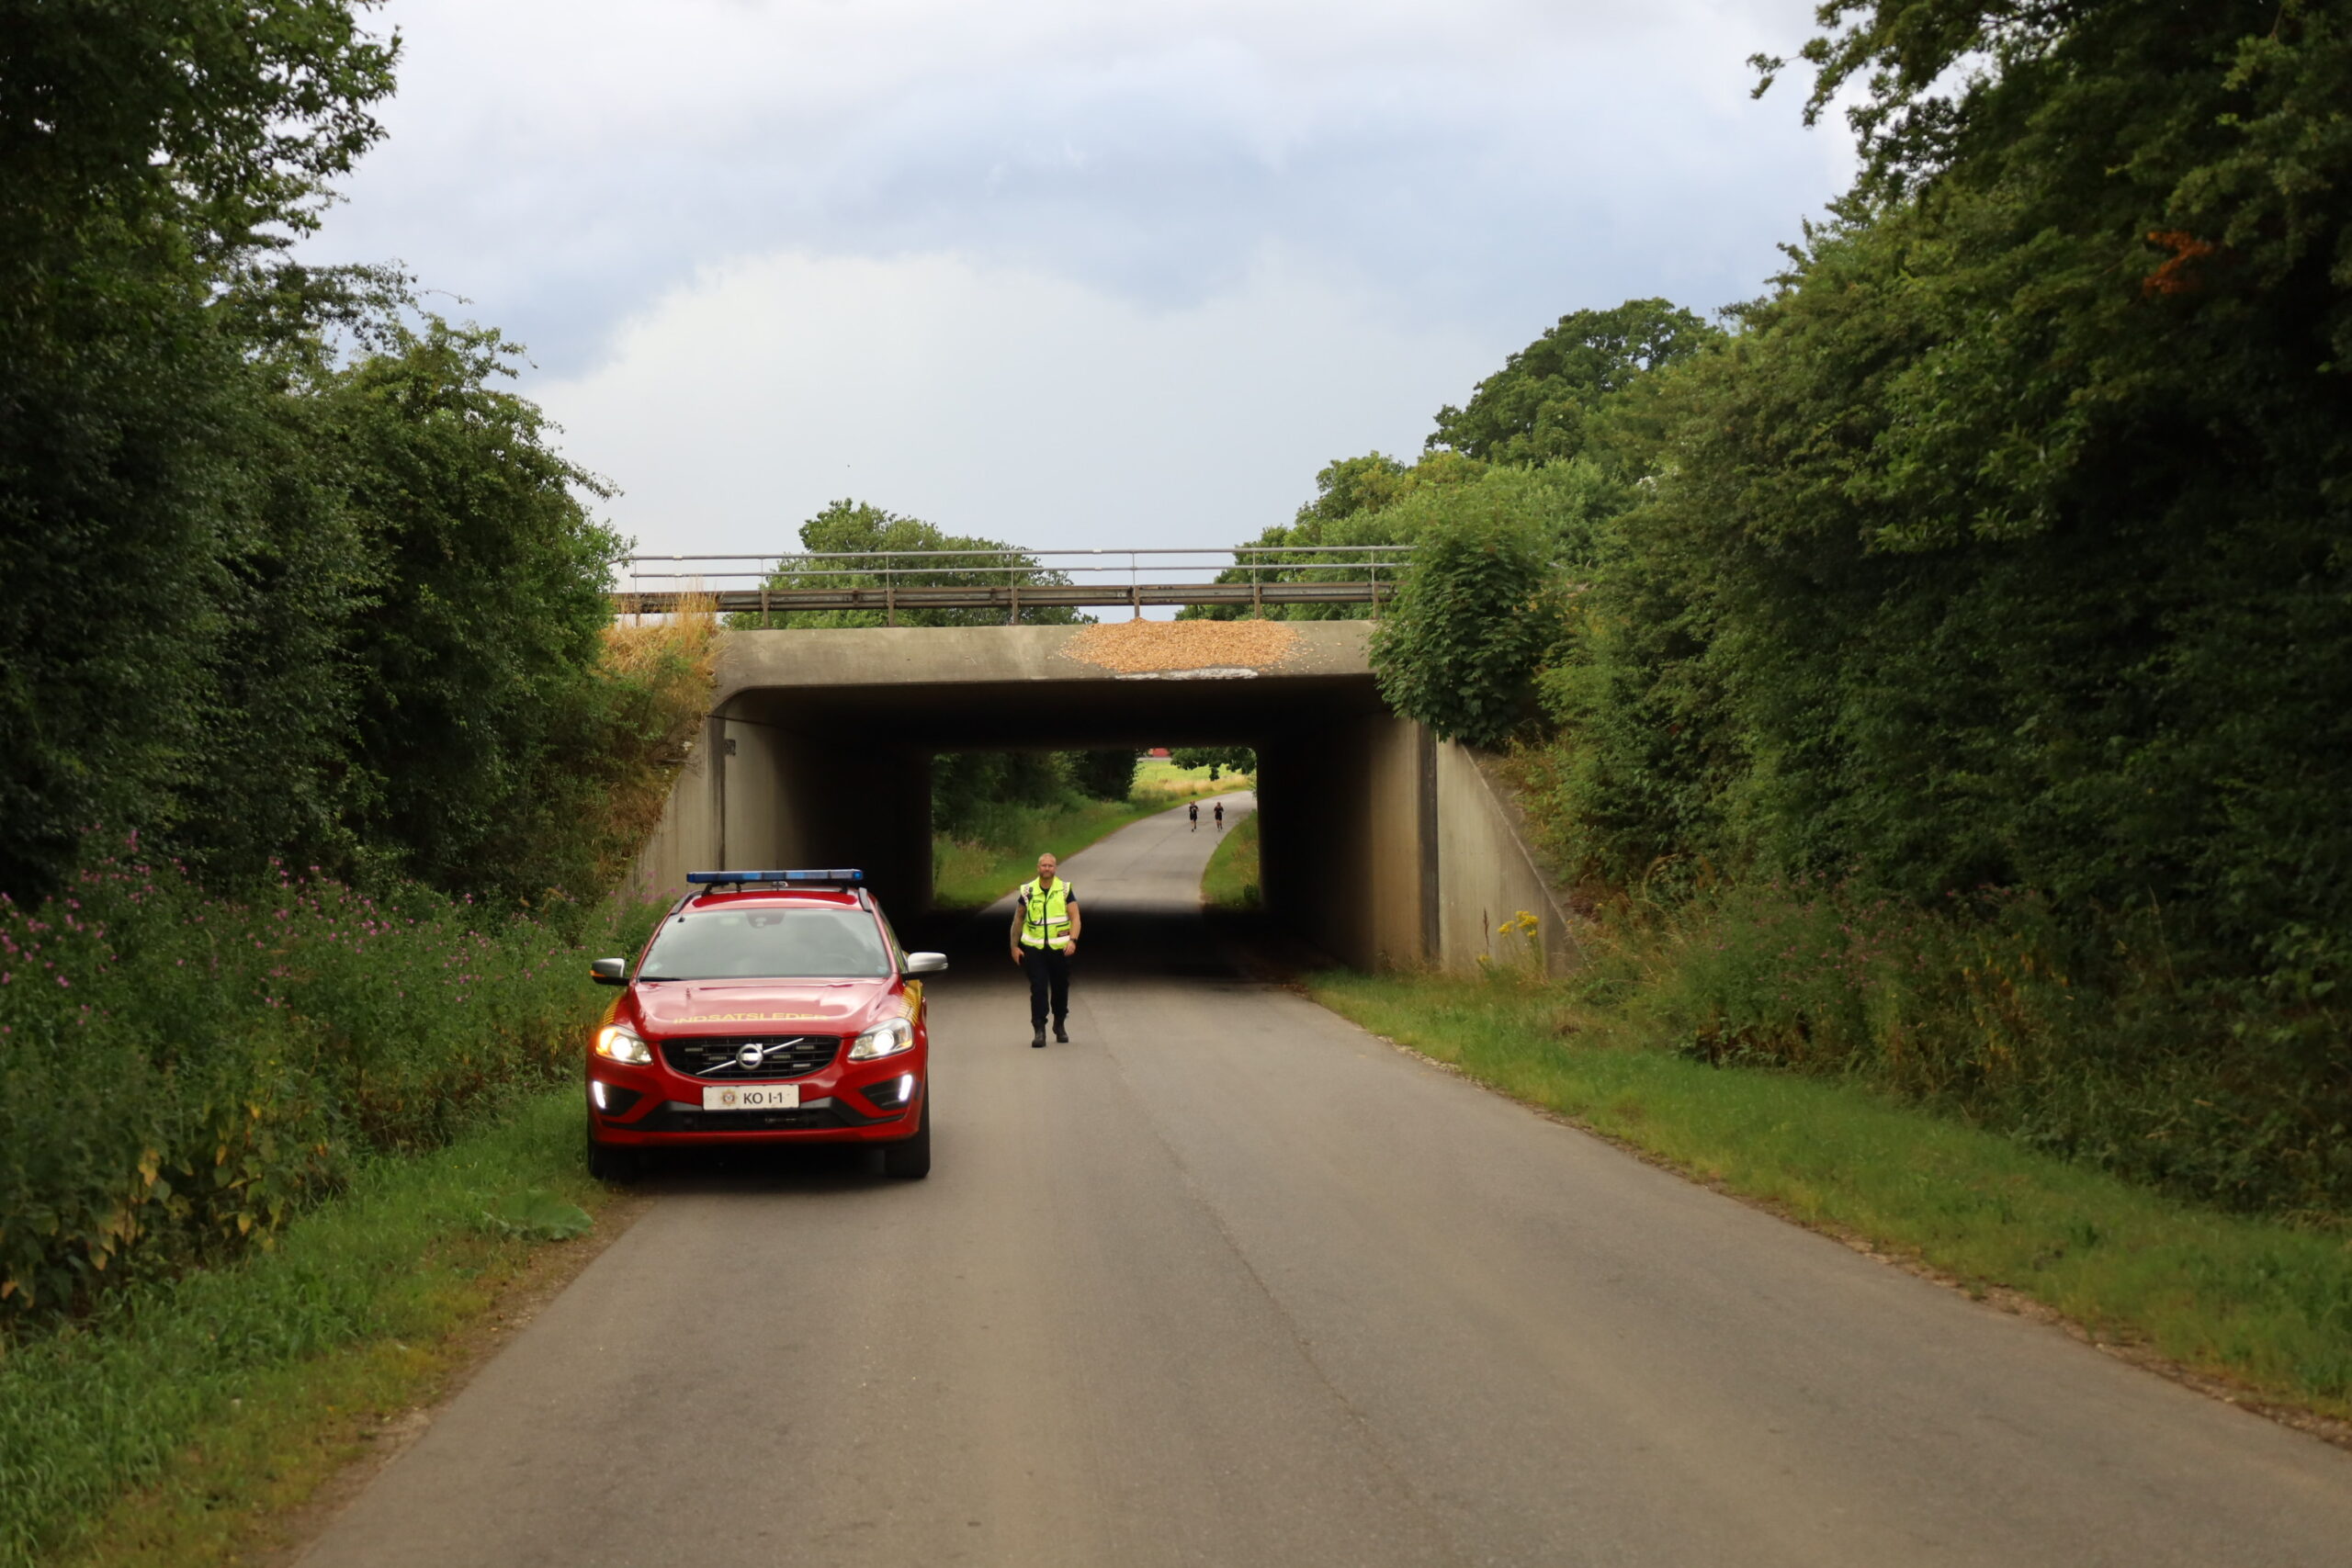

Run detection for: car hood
[[630, 977, 894, 1035]]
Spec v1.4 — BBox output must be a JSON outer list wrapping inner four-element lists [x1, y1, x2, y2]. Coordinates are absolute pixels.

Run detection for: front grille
[[657, 1034, 842, 1081], [638, 1097, 878, 1133]]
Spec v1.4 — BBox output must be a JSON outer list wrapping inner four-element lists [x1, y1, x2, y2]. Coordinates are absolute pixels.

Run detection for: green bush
[[1069, 750, 1139, 803], [1558, 878, 2352, 1214], [0, 7, 639, 916], [931, 751, 1076, 845], [1371, 487, 1566, 748], [1487, 6, 2352, 1213], [0, 840, 619, 1325], [729, 500, 1084, 630], [1428, 297, 1723, 466], [1167, 746, 1254, 781], [0, 1089, 605, 1568], [0, 1, 396, 901]]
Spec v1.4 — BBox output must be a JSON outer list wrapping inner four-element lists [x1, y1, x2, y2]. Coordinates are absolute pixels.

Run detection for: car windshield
[[637, 907, 891, 980]]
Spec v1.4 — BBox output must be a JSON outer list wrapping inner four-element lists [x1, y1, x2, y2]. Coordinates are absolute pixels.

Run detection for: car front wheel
[[880, 1094, 931, 1179]]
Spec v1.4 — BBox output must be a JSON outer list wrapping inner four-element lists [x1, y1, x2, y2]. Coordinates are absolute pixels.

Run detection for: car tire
[[880, 1094, 931, 1179], [587, 1134, 640, 1184]]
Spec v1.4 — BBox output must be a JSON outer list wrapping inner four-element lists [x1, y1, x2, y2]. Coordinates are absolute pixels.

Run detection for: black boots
[[1054, 1024, 1069, 1043], [1032, 1026, 1046, 1048]]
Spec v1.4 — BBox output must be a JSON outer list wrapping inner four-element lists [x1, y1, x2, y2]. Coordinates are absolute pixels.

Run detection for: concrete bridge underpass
[[627, 622, 1576, 975]]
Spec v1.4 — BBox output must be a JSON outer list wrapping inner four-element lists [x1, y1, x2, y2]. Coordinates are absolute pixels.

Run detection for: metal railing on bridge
[[611, 545, 1414, 624]]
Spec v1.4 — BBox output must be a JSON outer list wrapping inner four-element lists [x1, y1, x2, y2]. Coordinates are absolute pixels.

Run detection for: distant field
[[1132, 758, 1251, 806]]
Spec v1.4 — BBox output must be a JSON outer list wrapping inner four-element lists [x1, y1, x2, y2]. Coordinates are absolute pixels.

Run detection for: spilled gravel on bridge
[[1062, 618, 1302, 673]]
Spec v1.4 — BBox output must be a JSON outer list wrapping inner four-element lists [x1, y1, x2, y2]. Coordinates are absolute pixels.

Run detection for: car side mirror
[[904, 952, 948, 976], [590, 957, 628, 986]]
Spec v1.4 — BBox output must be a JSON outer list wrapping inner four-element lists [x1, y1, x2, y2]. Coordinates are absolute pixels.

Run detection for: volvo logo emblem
[[736, 1043, 765, 1071]]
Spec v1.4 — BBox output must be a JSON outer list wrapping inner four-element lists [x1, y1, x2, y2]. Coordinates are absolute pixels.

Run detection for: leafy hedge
[[1, 6, 639, 914], [1534, 869, 2352, 1215], [0, 842, 622, 1325], [1352, 4, 2352, 1213]]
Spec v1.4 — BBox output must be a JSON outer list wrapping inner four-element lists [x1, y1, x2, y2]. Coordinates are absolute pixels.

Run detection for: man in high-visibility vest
[[1010, 852, 1081, 1047]]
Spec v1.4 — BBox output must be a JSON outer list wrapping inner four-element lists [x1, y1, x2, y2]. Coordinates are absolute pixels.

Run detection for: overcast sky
[[306, 0, 1852, 567]]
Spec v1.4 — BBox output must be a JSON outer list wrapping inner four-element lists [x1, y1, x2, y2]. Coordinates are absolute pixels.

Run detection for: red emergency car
[[583, 869, 943, 1179]]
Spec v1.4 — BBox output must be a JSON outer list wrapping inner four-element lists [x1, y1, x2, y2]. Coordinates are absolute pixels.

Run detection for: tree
[[929, 750, 1072, 842], [733, 501, 1083, 628], [1617, 0, 2352, 948], [1523, 3, 2352, 915], [1192, 298, 1705, 631], [1179, 450, 1487, 622], [328, 318, 623, 901], [1371, 495, 1564, 750], [1069, 750, 1139, 801], [1169, 746, 1255, 781], [1427, 299, 1723, 467], [0, 0, 399, 898]]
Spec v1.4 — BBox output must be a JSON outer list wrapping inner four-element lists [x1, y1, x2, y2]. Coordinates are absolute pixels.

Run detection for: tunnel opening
[[629, 624, 1573, 976]]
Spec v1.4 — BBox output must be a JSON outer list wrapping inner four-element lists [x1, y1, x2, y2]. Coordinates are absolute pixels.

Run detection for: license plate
[[700, 1083, 800, 1111]]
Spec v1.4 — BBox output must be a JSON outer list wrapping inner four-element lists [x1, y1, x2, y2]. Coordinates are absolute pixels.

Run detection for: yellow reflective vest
[[1017, 877, 1074, 950]]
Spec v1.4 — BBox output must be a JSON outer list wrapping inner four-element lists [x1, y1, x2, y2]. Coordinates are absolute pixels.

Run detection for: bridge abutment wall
[[622, 706, 931, 911], [1260, 717, 1575, 976]]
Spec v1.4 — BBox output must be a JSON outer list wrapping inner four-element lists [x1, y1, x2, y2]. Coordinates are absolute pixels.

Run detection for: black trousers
[[1023, 945, 1070, 1028]]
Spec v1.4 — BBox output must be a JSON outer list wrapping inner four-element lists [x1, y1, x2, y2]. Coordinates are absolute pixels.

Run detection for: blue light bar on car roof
[[686, 869, 865, 886]]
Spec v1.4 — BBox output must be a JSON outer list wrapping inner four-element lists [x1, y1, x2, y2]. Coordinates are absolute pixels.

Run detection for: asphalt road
[[300, 795, 2352, 1568]]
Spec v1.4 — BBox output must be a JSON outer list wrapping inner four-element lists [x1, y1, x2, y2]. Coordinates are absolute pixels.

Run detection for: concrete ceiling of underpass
[[713, 623, 1389, 750], [729, 672, 1386, 749]]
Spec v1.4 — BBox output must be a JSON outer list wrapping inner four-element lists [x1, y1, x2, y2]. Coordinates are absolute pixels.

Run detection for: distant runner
[[1010, 852, 1080, 1047], [1189, 801, 1200, 832], [1214, 800, 1226, 833]]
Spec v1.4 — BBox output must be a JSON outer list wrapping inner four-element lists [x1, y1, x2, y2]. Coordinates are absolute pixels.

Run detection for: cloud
[[314, 0, 1849, 372], [535, 247, 1492, 557], [305, 0, 1854, 556]]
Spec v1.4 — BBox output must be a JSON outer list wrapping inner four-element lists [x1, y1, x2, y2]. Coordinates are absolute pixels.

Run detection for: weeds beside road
[[0, 846, 663, 1562], [0, 1089, 612, 1568], [1201, 807, 1261, 911], [0, 847, 653, 1327]]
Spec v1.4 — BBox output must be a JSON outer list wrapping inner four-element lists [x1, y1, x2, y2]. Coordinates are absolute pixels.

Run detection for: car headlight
[[594, 1023, 654, 1066], [848, 1015, 915, 1061]]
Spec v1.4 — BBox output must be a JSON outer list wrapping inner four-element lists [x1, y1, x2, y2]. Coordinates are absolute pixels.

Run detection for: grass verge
[[1306, 969, 2352, 1430], [1, 1088, 612, 1568], [1201, 808, 1261, 910], [933, 796, 1174, 908]]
